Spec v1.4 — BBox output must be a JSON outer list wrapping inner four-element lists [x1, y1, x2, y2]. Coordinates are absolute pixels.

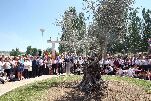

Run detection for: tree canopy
[[56, 0, 151, 58]]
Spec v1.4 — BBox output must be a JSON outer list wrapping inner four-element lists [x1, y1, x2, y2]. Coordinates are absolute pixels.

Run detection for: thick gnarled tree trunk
[[78, 57, 107, 101]]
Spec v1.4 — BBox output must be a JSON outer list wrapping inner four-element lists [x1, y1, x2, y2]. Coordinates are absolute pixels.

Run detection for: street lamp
[[40, 29, 45, 54]]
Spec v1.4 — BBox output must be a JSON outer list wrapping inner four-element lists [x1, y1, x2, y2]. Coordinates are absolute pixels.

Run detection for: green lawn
[[0, 75, 151, 101], [0, 75, 82, 101], [103, 75, 151, 93]]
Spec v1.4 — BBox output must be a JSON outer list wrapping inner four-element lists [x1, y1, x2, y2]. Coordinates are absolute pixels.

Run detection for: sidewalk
[[0, 75, 57, 96]]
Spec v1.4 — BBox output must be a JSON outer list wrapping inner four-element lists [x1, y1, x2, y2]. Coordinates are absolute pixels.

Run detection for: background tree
[[127, 9, 142, 53], [10, 48, 21, 56], [110, 8, 151, 54], [141, 8, 151, 52], [26, 46, 38, 56], [58, 7, 86, 54], [26, 46, 32, 55], [82, 0, 134, 59], [46, 47, 52, 52], [31, 48, 38, 56], [78, 0, 134, 100]]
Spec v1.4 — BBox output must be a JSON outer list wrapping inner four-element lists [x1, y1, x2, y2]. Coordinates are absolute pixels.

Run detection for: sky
[[0, 0, 151, 52]]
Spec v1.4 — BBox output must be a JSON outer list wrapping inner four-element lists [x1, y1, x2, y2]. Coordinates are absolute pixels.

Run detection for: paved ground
[[0, 75, 58, 96]]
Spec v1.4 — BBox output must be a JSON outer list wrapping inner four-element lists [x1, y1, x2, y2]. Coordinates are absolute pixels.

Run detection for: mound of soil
[[38, 81, 151, 101], [104, 81, 151, 101]]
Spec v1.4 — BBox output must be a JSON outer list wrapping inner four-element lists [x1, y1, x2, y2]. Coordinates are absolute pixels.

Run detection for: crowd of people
[[0, 53, 151, 84], [0, 53, 84, 84], [100, 54, 151, 80]]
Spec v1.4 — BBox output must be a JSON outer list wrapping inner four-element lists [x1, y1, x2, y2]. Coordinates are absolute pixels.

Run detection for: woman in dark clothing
[[17, 62, 24, 80], [52, 59, 57, 75], [32, 58, 37, 77]]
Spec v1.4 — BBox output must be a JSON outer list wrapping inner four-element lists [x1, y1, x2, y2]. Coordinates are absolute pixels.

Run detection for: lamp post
[[40, 29, 45, 55]]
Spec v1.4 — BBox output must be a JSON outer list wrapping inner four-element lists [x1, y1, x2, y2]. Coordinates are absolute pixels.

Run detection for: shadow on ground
[[54, 88, 85, 101], [43, 80, 151, 101], [52, 81, 107, 101]]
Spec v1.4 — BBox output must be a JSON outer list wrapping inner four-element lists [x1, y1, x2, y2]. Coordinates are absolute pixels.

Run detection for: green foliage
[[58, 7, 86, 54], [46, 47, 52, 52], [110, 8, 151, 54], [57, 0, 151, 55], [103, 75, 151, 94], [141, 8, 151, 52], [126, 9, 142, 53], [10, 48, 21, 56], [81, 0, 134, 57], [26, 46, 38, 56]]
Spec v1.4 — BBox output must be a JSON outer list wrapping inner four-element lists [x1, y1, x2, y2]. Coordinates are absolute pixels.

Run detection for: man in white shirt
[[39, 58, 44, 76], [104, 59, 109, 65], [139, 58, 143, 66], [28, 59, 32, 78], [109, 59, 114, 67], [24, 59, 29, 79], [135, 58, 140, 66], [79, 57, 84, 65], [99, 59, 103, 68], [4, 58, 11, 80], [127, 67, 135, 77]]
